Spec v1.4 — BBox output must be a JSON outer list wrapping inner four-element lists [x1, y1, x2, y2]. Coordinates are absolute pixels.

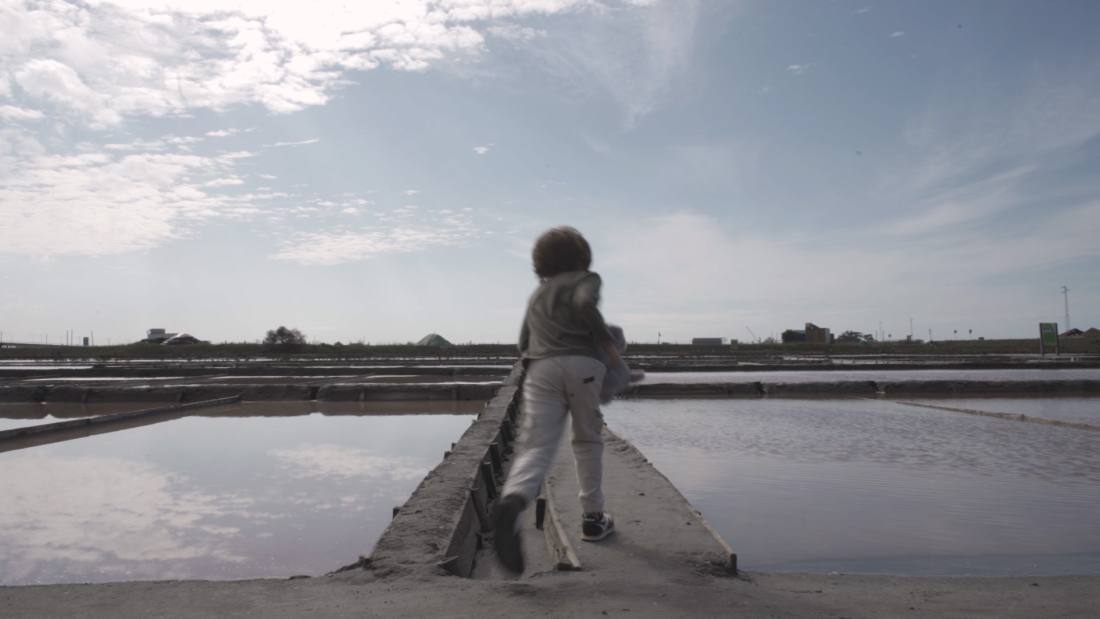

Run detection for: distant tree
[[263, 326, 307, 351], [836, 330, 865, 344], [781, 329, 800, 343], [863, 333, 876, 343]]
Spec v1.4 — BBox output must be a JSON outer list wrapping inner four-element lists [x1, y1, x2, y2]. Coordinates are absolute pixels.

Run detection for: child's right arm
[[571, 273, 615, 357]]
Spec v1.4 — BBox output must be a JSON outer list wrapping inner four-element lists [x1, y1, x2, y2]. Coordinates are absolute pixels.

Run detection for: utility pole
[[909, 318, 913, 339], [1063, 286, 1071, 330]]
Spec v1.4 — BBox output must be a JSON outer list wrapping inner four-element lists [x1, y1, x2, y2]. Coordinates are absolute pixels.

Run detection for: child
[[493, 226, 620, 574]]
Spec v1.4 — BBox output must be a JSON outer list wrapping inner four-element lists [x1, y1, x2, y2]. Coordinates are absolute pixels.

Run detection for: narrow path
[[543, 425, 736, 578]]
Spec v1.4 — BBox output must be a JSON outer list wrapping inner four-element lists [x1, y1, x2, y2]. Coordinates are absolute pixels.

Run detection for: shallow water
[[907, 397, 1100, 426], [604, 397, 1100, 576], [642, 368, 1100, 383], [0, 409, 473, 585]]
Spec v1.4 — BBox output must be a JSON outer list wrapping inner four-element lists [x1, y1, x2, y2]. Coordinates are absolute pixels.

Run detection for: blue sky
[[1, 0, 1098, 345]]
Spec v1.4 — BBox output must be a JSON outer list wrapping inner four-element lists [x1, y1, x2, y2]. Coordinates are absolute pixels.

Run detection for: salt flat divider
[[359, 363, 523, 578], [880, 399, 1100, 432]]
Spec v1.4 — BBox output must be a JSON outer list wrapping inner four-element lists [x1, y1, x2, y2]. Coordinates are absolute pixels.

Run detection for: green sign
[[1039, 322, 1059, 356], [1040, 323, 1058, 346]]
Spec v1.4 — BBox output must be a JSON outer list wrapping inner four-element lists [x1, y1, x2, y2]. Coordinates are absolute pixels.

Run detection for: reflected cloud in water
[[268, 443, 428, 480], [0, 411, 473, 585]]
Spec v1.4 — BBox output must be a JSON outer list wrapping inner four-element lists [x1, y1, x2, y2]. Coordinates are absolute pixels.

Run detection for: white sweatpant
[[502, 355, 607, 514]]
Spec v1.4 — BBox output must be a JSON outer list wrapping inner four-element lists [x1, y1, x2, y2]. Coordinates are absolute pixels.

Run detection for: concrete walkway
[[542, 426, 735, 576]]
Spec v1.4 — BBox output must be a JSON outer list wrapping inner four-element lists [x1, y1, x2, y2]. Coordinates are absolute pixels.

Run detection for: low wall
[[0, 397, 241, 453], [363, 363, 523, 578], [0, 383, 499, 404], [0, 365, 512, 380], [623, 379, 1100, 398]]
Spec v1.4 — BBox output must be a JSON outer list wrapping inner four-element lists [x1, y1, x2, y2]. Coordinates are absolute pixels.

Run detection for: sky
[[1, 0, 1098, 346]]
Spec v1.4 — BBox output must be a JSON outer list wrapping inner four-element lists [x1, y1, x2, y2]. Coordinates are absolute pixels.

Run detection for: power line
[[1062, 285, 1071, 330]]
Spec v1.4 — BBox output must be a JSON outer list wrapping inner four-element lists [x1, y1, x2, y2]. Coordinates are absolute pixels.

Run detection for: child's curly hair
[[532, 226, 592, 279]]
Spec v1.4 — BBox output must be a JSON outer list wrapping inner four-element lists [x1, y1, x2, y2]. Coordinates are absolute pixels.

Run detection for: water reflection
[[605, 398, 1100, 575], [0, 410, 474, 585]]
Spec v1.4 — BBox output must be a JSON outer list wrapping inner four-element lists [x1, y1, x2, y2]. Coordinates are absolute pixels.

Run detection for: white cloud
[[271, 211, 479, 265], [265, 138, 320, 147], [14, 59, 122, 129], [487, 24, 548, 41], [473, 145, 490, 154], [788, 64, 810, 75], [2, 1, 687, 129], [879, 62, 1100, 236], [879, 166, 1034, 236], [205, 129, 238, 137], [0, 105, 45, 121], [0, 134, 264, 257], [403, 189, 420, 195], [853, 7, 871, 15], [499, 0, 723, 126], [204, 177, 246, 187], [890, 31, 905, 38]]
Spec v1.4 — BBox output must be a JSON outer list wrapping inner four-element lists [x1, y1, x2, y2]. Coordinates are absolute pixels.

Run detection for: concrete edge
[[539, 483, 582, 571], [364, 363, 525, 578], [316, 383, 498, 402], [0, 396, 241, 442], [6, 379, 1097, 404], [618, 379, 1100, 398], [603, 426, 738, 573], [0, 383, 499, 404], [0, 366, 514, 379]]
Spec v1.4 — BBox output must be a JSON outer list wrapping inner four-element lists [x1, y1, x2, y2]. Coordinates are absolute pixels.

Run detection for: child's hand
[[601, 341, 621, 368]]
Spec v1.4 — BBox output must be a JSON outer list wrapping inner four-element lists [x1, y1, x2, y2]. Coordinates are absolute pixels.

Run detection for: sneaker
[[492, 499, 524, 574], [581, 512, 615, 541]]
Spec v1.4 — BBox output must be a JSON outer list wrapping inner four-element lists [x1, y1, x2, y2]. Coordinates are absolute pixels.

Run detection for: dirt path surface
[[3, 560, 1097, 618], [544, 426, 735, 574]]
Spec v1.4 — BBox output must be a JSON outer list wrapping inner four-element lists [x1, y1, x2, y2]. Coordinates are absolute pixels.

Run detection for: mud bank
[[0, 383, 499, 404], [4, 378, 1094, 404], [625, 378, 1100, 397]]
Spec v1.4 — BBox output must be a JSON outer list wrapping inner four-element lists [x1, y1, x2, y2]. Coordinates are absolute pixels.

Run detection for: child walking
[[493, 226, 620, 574]]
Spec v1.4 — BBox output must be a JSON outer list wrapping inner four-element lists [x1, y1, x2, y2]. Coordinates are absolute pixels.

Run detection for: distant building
[[1061, 328, 1084, 338], [782, 330, 806, 343], [416, 333, 454, 347], [691, 337, 729, 346], [1084, 328, 1100, 338], [144, 328, 177, 343], [805, 323, 832, 344]]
